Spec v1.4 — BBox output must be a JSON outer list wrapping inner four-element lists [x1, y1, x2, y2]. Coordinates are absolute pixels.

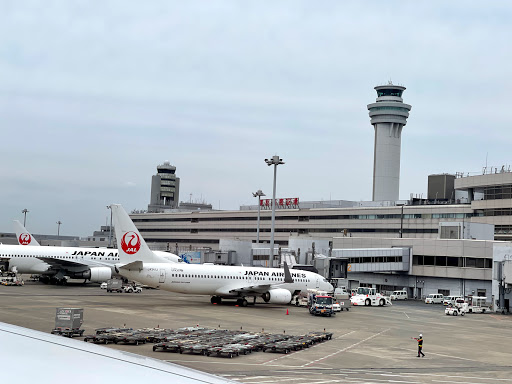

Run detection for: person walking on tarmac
[[413, 334, 425, 357]]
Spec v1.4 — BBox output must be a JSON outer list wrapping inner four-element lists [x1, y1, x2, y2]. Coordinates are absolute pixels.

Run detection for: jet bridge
[[313, 248, 411, 281], [332, 247, 411, 273]]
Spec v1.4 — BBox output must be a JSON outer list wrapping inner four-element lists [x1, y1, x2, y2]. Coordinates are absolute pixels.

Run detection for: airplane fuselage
[[0, 244, 178, 276], [0, 244, 120, 274], [121, 263, 332, 297]]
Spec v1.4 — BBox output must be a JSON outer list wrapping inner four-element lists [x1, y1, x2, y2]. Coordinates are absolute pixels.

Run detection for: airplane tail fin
[[13, 220, 40, 246], [110, 204, 163, 264]]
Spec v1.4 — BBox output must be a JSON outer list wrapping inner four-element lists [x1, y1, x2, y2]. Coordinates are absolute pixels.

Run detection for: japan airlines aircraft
[[0, 322, 236, 383], [111, 204, 333, 306], [2, 221, 182, 284], [14, 220, 40, 246]]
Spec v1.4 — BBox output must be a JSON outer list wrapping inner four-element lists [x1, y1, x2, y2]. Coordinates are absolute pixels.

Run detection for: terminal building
[[127, 84, 512, 312]]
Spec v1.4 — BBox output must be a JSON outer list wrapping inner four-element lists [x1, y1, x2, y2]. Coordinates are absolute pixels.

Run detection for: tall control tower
[[367, 83, 412, 201]]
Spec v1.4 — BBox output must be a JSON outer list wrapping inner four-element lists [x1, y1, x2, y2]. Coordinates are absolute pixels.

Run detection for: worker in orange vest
[[413, 334, 425, 357]]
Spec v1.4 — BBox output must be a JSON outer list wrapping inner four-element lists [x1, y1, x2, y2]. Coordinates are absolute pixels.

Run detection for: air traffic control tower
[[367, 83, 412, 201]]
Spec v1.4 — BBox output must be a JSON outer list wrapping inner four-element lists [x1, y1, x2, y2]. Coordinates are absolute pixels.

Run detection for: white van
[[425, 293, 444, 304], [390, 290, 408, 300], [443, 295, 461, 306]]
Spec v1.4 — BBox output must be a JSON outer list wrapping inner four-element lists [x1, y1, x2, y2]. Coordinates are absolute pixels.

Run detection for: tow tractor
[[445, 298, 468, 316], [350, 287, 392, 306]]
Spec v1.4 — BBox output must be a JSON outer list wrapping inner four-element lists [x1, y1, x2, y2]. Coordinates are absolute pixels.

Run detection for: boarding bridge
[[332, 248, 411, 273]]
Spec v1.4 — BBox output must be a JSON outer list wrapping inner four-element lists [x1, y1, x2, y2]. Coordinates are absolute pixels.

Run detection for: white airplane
[[111, 204, 333, 306], [2, 221, 182, 284], [13, 220, 40, 246], [0, 322, 236, 383]]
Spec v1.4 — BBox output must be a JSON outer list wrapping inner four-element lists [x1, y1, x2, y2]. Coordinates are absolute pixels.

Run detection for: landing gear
[[236, 298, 248, 307], [48, 277, 67, 285]]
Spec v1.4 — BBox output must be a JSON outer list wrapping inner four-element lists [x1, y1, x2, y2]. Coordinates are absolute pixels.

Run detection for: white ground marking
[[403, 312, 410, 319], [164, 359, 288, 367], [412, 373, 512, 381], [301, 328, 390, 367]]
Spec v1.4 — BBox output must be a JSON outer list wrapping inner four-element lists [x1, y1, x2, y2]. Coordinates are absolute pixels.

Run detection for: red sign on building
[[260, 198, 299, 209]]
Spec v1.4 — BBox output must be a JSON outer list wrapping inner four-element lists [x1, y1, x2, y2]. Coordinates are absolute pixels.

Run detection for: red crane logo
[[19, 233, 32, 245], [121, 232, 141, 255]]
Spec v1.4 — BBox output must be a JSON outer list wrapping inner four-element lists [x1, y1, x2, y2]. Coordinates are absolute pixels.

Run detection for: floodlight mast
[[264, 155, 285, 267], [22, 209, 29, 227], [252, 190, 266, 244]]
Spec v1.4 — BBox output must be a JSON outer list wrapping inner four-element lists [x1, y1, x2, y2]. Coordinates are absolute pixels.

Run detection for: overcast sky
[[1, 1, 511, 237]]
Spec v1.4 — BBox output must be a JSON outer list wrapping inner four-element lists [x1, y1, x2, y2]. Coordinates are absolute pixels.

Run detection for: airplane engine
[[80, 267, 112, 282], [262, 288, 292, 304]]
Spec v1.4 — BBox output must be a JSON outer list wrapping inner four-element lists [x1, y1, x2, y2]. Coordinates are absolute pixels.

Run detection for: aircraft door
[[159, 269, 166, 283], [315, 277, 320, 289]]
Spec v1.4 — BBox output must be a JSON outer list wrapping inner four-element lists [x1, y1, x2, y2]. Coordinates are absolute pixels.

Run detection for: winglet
[[283, 262, 294, 283]]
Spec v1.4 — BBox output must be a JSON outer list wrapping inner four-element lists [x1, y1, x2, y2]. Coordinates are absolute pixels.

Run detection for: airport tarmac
[[1, 282, 512, 384]]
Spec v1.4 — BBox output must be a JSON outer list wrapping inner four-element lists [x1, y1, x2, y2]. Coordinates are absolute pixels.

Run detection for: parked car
[[443, 296, 461, 306], [425, 293, 444, 304], [390, 290, 408, 300], [100, 282, 107, 289]]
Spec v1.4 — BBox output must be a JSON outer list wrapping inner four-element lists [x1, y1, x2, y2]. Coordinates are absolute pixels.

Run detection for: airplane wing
[[0, 321, 238, 383], [215, 283, 274, 296], [35, 256, 104, 269]]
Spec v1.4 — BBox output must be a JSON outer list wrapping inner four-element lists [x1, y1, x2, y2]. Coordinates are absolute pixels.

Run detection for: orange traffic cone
[[286, 308, 289, 315]]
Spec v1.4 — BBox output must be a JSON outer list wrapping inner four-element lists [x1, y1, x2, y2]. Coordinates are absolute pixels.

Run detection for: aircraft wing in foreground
[[0, 322, 238, 383]]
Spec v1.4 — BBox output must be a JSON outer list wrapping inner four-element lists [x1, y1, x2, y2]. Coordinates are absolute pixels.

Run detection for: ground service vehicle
[[293, 291, 309, 307], [333, 290, 350, 311], [350, 287, 392, 306], [445, 304, 466, 316], [0, 271, 23, 286], [308, 291, 335, 316], [390, 290, 408, 300], [425, 293, 444, 304], [106, 279, 124, 293], [443, 296, 461, 306], [51, 307, 84, 337], [467, 296, 490, 313], [123, 285, 142, 293]]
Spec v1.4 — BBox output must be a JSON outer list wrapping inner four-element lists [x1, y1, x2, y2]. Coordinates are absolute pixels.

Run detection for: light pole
[[265, 155, 285, 267], [21, 209, 29, 227], [56, 221, 62, 237], [252, 190, 266, 244], [400, 205, 404, 238], [106, 205, 113, 247]]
